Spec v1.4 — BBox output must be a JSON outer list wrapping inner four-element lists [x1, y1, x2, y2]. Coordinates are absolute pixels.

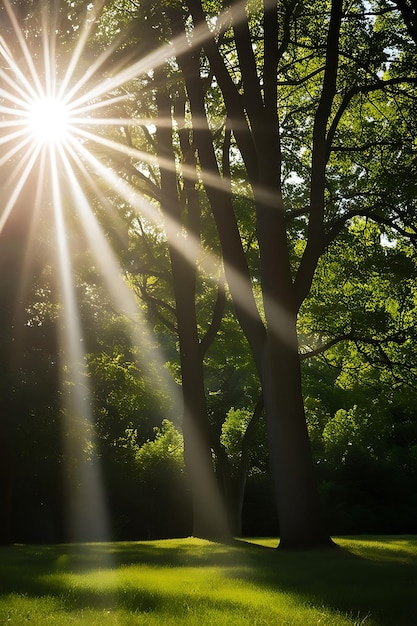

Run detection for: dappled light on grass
[[1, 537, 417, 625]]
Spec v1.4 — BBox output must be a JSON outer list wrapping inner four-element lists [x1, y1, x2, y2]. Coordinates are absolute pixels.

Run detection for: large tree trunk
[[262, 318, 332, 549], [254, 147, 332, 548]]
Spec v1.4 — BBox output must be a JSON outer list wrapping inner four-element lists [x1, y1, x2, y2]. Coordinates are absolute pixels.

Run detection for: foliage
[[91, 0, 417, 542], [135, 419, 185, 477], [220, 408, 252, 466]]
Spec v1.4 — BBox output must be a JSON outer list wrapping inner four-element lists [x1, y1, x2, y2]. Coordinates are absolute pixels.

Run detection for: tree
[[158, 0, 417, 547], [297, 207, 417, 533]]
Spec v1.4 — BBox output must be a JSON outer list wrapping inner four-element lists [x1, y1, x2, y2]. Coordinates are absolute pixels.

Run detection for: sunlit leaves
[[299, 216, 417, 395], [135, 419, 185, 474]]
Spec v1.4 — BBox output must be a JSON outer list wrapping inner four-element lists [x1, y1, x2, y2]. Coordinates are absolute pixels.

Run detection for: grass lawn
[[0, 535, 416, 625]]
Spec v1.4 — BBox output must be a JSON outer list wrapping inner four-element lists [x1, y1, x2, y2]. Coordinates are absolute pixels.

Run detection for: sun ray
[[62, 35, 126, 108], [66, 92, 131, 118], [70, 122, 244, 206], [0, 142, 42, 234], [0, 0, 267, 321], [56, 139, 179, 408], [48, 144, 110, 542], [16, 147, 50, 314], [0, 126, 33, 150], [65, 130, 224, 290], [57, 0, 109, 100], [0, 60, 38, 105], [2, 0, 44, 98], [40, 8, 58, 100]]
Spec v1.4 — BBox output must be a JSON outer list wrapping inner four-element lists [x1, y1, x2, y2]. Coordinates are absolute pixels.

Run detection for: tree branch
[[185, 0, 259, 183], [393, 0, 417, 43], [300, 333, 353, 360], [294, 0, 343, 309], [324, 208, 417, 248], [301, 328, 409, 361]]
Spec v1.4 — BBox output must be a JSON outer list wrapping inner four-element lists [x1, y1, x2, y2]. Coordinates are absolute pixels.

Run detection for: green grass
[[1, 536, 416, 624]]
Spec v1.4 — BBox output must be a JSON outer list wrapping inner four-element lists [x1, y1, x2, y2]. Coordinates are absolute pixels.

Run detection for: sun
[[26, 95, 71, 146]]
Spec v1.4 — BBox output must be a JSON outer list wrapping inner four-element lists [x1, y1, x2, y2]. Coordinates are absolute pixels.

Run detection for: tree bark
[[262, 317, 332, 548]]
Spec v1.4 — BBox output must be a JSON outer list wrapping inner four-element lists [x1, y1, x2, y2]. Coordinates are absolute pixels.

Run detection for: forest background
[[0, 0, 416, 547]]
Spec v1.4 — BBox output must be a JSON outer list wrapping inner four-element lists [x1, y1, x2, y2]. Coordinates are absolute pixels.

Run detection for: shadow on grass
[[234, 537, 417, 626], [1, 537, 416, 625]]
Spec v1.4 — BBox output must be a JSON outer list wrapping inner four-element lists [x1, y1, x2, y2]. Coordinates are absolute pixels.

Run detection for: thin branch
[[301, 328, 409, 361], [331, 140, 402, 152], [277, 66, 325, 86], [324, 208, 417, 248], [300, 333, 353, 360], [135, 283, 177, 334], [276, 0, 300, 62]]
